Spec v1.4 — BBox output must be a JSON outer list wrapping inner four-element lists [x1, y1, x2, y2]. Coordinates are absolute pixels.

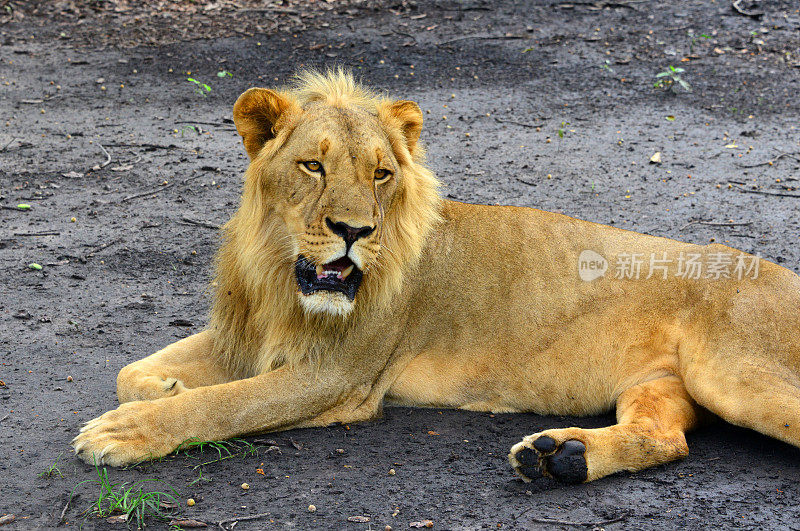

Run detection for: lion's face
[[231, 78, 430, 317], [270, 105, 400, 316]]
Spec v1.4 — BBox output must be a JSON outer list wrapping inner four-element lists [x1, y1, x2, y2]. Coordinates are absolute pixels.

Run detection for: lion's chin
[[298, 291, 355, 317]]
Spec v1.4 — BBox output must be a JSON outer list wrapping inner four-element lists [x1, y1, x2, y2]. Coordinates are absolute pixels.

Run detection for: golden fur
[[73, 71, 800, 485]]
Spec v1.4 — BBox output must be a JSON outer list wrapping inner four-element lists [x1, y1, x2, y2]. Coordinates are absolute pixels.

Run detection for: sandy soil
[[1, 0, 800, 529]]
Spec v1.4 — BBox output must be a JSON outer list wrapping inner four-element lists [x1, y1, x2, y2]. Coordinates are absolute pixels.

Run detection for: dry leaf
[[169, 519, 208, 528]]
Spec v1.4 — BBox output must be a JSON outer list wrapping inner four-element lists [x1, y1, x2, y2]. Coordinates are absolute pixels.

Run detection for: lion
[[72, 69, 800, 484]]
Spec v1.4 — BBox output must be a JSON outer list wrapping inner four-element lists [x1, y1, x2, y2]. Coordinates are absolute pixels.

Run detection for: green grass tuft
[[72, 460, 179, 529], [39, 452, 65, 479]]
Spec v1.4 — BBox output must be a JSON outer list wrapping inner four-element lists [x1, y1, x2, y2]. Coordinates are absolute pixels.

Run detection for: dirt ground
[[2, 0, 800, 529]]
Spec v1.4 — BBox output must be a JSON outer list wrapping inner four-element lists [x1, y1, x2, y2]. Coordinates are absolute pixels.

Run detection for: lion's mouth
[[295, 255, 364, 301]]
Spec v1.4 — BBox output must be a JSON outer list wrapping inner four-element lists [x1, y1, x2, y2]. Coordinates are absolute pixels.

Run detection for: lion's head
[[210, 69, 442, 375]]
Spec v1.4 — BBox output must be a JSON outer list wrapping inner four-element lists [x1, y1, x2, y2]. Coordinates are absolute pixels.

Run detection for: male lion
[[73, 70, 800, 484]]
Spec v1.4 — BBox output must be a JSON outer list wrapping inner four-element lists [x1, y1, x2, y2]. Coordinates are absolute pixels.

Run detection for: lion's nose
[[326, 218, 375, 248]]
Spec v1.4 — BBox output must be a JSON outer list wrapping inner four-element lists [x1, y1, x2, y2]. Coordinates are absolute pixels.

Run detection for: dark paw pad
[[533, 435, 557, 454], [514, 447, 540, 479], [543, 439, 587, 484]]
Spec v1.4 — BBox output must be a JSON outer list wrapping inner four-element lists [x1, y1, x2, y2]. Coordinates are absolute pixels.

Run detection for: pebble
[[388, 468, 396, 476], [187, 498, 195, 506], [308, 504, 316, 512], [66, 376, 73, 382], [241, 483, 250, 490]]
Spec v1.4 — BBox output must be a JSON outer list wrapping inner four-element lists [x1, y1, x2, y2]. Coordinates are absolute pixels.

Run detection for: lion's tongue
[[315, 257, 355, 280]]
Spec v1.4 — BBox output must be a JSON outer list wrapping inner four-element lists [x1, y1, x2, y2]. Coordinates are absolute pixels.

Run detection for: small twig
[[191, 450, 248, 470], [1, 205, 27, 211], [58, 492, 76, 525], [85, 238, 122, 258], [523, 514, 629, 527], [180, 215, 220, 230], [559, 0, 645, 8], [731, 183, 800, 198], [0, 137, 17, 152], [218, 511, 272, 530], [91, 144, 112, 171], [174, 120, 234, 127], [516, 177, 537, 186], [441, 5, 492, 10], [437, 34, 526, 46], [121, 183, 174, 203], [734, 151, 800, 168], [13, 230, 61, 236], [680, 220, 752, 231], [391, 28, 417, 42], [495, 117, 544, 129], [102, 142, 185, 151], [0, 414, 9, 422], [239, 6, 299, 14]]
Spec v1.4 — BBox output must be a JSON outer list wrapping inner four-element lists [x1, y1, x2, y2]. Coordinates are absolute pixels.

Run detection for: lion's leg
[[681, 353, 800, 450], [509, 375, 702, 483], [117, 330, 232, 403], [72, 363, 368, 466]]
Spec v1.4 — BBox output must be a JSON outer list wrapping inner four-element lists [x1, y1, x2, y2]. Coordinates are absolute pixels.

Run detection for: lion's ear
[[233, 88, 300, 159], [379, 100, 424, 156]]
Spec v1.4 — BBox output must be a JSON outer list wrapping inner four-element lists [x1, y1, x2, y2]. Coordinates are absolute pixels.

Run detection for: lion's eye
[[374, 168, 392, 182], [302, 161, 324, 174]]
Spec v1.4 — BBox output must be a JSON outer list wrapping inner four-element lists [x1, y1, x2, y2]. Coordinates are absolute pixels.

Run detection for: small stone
[[241, 483, 250, 490], [650, 152, 662, 164], [385, 526, 392, 531], [66, 376, 73, 382], [308, 505, 316, 513], [347, 516, 370, 523], [187, 498, 195, 506], [388, 468, 396, 476], [71, 217, 77, 223]]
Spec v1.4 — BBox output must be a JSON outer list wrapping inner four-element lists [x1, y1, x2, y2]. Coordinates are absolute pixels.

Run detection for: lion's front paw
[[509, 431, 588, 484], [72, 401, 177, 466]]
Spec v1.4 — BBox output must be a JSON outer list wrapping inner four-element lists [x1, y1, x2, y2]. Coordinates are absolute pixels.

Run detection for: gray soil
[[2, 0, 800, 529]]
